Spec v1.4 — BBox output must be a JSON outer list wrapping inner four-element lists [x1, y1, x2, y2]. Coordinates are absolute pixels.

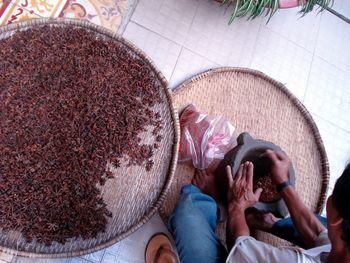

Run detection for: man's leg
[[168, 180, 227, 263]]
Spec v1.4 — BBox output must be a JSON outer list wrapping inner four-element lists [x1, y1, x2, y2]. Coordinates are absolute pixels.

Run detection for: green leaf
[[251, 0, 268, 19], [236, 0, 250, 17], [266, 0, 279, 23], [229, 0, 241, 24]]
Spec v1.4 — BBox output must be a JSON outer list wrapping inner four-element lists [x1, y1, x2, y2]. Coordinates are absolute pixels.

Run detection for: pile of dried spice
[[0, 26, 163, 245], [252, 156, 279, 203], [253, 175, 279, 203]]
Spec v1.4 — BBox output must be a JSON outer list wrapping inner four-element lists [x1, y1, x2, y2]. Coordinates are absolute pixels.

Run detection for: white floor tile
[[183, 0, 261, 67], [332, 0, 350, 18], [263, 7, 322, 52], [250, 27, 313, 101], [123, 22, 182, 80], [312, 114, 350, 195], [100, 253, 117, 263], [131, 0, 199, 45], [315, 11, 350, 72], [81, 249, 105, 263], [169, 48, 220, 89], [0, 253, 14, 263], [70, 259, 88, 263], [304, 56, 350, 132]]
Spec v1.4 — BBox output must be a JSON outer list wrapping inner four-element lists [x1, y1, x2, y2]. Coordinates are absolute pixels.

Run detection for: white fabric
[[226, 232, 331, 263]]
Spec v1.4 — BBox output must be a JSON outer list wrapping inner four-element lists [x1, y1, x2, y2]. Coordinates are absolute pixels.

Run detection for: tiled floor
[[332, 0, 350, 19], [1, 0, 350, 262]]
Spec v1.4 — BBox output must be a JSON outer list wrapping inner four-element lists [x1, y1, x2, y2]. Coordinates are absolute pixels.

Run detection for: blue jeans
[[271, 214, 327, 248], [168, 184, 328, 263], [168, 185, 228, 263]]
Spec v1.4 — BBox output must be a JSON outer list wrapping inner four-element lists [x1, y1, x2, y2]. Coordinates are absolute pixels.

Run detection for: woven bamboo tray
[[0, 18, 179, 258], [161, 67, 329, 247]]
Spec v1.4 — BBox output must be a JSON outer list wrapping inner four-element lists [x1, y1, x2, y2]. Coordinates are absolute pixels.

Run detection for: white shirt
[[226, 231, 331, 263]]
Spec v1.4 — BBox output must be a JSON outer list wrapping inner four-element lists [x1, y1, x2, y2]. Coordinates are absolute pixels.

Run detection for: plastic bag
[[179, 104, 237, 169]]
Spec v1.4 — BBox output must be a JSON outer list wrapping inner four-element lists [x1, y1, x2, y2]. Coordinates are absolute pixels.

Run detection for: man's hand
[[225, 162, 262, 249], [263, 150, 289, 185], [263, 149, 326, 248], [226, 162, 262, 211]]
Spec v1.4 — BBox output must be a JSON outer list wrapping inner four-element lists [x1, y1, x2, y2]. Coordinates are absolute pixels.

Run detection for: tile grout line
[[261, 26, 315, 55], [124, 21, 186, 85], [129, 21, 182, 48], [118, 0, 140, 34], [130, 0, 201, 48], [182, 46, 222, 67], [168, 46, 223, 89], [185, 0, 201, 40], [314, 53, 350, 74], [77, 258, 94, 263], [164, 0, 202, 88], [302, 12, 323, 103], [312, 112, 350, 135], [246, 16, 265, 68], [157, 1, 200, 90], [125, 20, 184, 84], [168, 46, 184, 89]]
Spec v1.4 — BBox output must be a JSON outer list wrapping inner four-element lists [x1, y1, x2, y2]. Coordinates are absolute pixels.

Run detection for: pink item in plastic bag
[[179, 104, 237, 169]]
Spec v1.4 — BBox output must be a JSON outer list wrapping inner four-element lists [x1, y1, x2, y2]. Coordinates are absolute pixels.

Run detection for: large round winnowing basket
[[162, 67, 329, 247], [0, 18, 180, 258]]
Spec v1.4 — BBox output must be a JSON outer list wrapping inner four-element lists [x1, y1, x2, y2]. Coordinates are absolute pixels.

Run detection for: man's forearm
[[281, 186, 326, 247], [226, 205, 250, 250]]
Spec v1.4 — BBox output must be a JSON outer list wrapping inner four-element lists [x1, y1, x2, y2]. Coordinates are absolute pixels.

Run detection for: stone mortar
[[216, 132, 295, 217]]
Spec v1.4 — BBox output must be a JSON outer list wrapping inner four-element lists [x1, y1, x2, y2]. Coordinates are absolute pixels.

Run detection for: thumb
[[275, 150, 288, 161], [264, 149, 279, 164], [254, 188, 263, 200]]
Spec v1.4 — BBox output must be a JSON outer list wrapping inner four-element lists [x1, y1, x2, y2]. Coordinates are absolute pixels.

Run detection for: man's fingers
[[242, 162, 248, 180], [275, 150, 288, 161], [262, 149, 289, 162], [226, 165, 233, 187], [254, 188, 263, 200], [246, 162, 254, 186], [263, 149, 279, 163], [236, 164, 244, 182]]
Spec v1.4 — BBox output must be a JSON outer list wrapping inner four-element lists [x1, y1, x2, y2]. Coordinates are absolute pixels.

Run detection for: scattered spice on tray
[[0, 26, 163, 245], [252, 156, 280, 203]]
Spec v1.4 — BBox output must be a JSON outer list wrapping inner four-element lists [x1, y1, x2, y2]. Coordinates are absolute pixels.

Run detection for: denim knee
[[167, 185, 227, 263]]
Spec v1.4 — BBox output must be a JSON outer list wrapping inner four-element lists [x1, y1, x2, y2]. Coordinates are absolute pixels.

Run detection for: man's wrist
[[228, 203, 246, 214], [276, 181, 291, 193]]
